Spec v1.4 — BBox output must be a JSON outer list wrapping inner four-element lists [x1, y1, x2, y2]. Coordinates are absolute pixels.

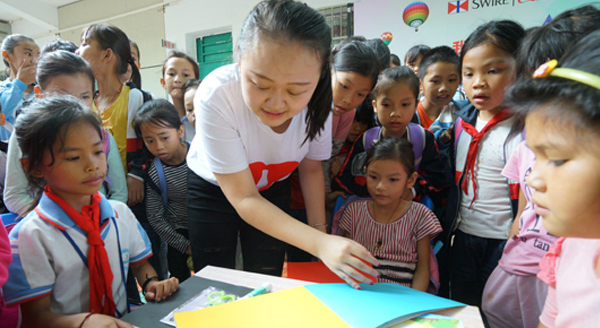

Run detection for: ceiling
[[0, 0, 80, 30]]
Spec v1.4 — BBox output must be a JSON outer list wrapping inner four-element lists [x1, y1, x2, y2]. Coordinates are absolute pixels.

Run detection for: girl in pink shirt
[[504, 31, 600, 328]]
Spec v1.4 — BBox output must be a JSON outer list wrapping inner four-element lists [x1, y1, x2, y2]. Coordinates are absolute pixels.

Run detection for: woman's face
[[239, 39, 321, 133], [76, 38, 106, 77]]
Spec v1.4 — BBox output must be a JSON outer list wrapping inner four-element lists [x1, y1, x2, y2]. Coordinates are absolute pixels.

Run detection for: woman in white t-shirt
[[186, 0, 379, 287]]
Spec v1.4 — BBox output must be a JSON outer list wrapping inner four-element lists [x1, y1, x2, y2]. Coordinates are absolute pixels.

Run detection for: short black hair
[[390, 54, 401, 66], [418, 46, 460, 80], [371, 66, 420, 102], [133, 99, 183, 138], [41, 39, 77, 55], [404, 44, 430, 65], [162, 51, 200, 80]]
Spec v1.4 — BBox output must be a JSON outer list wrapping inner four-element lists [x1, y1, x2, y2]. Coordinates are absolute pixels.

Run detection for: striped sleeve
[[144, 162, 190, 254], [339, 201, 361, 236], [412, 203, 442, 241]]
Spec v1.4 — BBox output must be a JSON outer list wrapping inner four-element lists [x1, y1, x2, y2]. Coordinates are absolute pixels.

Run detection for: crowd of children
[[0, 0, 597, 327]]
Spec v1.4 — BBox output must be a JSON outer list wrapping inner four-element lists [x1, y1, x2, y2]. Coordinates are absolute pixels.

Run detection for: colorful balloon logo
[[380, 31, 393, 45], [403, 1, 429, 32]]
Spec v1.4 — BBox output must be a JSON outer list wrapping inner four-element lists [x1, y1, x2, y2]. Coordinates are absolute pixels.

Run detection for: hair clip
[[533, 59, 600, 90]]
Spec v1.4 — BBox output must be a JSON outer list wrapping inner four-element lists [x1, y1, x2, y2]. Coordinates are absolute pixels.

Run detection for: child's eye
[[463, 72, 473, 78], [431, 79, 439, 84], [357, 93, 366, 98], [489, 69, 501, 74], [340, 83, 348, 89], [66, 156, 80, 161], [449, 78, 458, 83], [390, 178, 399, 182], [25, 52, 32, 57], [95, 150, 105, 155], [367, 174, 377, 180], [402, 102, 411, 107], [162, 137, 169, 141], [168, 72, 175, 76], [550, 160, 566, 166], [146, 139, 154, 144]]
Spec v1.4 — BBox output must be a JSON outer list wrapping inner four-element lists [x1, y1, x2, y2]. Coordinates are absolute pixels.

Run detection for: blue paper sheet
[[305, 283, 465, 328]]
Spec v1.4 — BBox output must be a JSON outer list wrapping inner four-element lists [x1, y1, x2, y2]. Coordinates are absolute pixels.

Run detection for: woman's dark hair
[[41, 39, 78, 55], [163, 50, 200, 80], [506, 30, 600, 135], [15, 96, 103, 195], [516, 5, 600, 78], [36, 50, 95, 92], [404, 44, 430, 66], [183, 78, 201, 96], [237, 0, 332, 143], [460, 20, 525, 73], [390, 54, 401, 66], [371, 66, 420, 102], [81, 24, 141, 87], [132, 99, 183, 138], [366, 137, 415, 175], [365, 38, 391, 71], [418, 46, 460, 80], [331, 39, 379, 88]]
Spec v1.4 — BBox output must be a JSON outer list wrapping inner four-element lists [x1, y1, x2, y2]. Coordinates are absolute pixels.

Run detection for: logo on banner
[[448, 0, 468, 14]]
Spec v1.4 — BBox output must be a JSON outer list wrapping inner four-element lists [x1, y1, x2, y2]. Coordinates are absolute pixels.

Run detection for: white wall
[[57, 0, 167, 97], [354, 0, 594, 62], [163, 0, 353, 61]]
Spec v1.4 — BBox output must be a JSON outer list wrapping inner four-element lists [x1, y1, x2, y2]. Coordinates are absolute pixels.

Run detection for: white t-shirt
[[458, 116, 520, 239], [187, 63, 332, 191]]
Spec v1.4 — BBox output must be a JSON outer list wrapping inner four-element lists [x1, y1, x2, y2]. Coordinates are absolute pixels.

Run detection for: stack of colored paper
[[174, 283, 465, 328]]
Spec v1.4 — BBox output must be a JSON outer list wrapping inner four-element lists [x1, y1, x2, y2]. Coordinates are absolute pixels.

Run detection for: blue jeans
[[449, 230, 505, 307]]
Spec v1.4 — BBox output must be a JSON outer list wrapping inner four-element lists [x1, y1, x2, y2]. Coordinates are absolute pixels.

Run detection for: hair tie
[[127, 57, 135, 65], [533, 59, 600, 90]]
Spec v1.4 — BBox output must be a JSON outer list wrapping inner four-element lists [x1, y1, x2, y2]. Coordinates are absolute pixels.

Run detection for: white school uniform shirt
[[3, 193, 152, 317], [187, 63, 332, 191], [456, 115, 521, 239]]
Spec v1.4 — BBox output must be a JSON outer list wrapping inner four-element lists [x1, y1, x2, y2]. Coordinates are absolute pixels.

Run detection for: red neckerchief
[[43, 187, 116, 316], [417, 102, 434, 130], [460, 110, 511, 208]]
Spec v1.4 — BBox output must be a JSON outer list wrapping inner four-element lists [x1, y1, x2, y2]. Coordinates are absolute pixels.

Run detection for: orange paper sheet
[[174, 286, 350, 328]]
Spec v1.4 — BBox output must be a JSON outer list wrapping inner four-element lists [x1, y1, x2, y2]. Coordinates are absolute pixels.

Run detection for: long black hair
[[81, 24, 141, 88], [237, 0, 332, 143]]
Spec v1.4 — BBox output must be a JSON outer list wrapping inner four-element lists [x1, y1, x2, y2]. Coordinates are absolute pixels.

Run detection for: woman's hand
[[317, 234, 380, 289], [144, 277, 179, 302]]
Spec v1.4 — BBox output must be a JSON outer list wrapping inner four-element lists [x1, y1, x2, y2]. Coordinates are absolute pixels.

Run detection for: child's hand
[[317, 234, 379, 289], [330, 157, 342, 178], [144, 277, 179, 302], [15, 58, 36, 86], [439, 124, 454, 144], [81, 313, 133, 328], [326, 191, 346, 211], [127, 176, 145, 206]]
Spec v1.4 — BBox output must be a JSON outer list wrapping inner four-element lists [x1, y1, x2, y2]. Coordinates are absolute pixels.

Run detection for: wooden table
[[196, 265, 485, 328]]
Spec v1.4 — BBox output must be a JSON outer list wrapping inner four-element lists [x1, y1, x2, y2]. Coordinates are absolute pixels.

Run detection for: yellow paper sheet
[[174, 286, 350, 328]]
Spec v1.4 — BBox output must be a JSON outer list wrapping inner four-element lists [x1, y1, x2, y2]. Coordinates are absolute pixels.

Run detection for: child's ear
[[1, 50, 8, 62], [178, 125, 185, 140], [372, 99, 378, 113], [20, 159, 43, 178], [406, 172, 418, 189], [160, 78, 166, 89]]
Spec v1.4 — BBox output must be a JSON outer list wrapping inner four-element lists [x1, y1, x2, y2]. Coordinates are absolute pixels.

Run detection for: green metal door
[[196, 32, 233, 79]]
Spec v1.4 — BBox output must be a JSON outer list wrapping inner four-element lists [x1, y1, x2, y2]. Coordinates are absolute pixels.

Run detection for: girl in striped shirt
[[339, 137, 441, 291], [133, 99, 191, 282]]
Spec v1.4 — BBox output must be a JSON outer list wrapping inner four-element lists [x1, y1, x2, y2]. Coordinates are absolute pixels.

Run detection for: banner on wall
[[355, 0, 593, 61]]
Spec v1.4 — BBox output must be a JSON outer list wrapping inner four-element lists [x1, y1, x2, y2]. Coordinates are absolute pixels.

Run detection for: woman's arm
[[412, 235, 431, 292], [214, 168, 379, 288], [298, 157, 327, 233], [20, 296, 132, 328]]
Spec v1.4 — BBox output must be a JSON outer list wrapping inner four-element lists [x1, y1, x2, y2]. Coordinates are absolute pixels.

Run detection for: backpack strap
[[362, 126, 381, 151], [153, 156, 168, 211], [406, 123, 425, 171]]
